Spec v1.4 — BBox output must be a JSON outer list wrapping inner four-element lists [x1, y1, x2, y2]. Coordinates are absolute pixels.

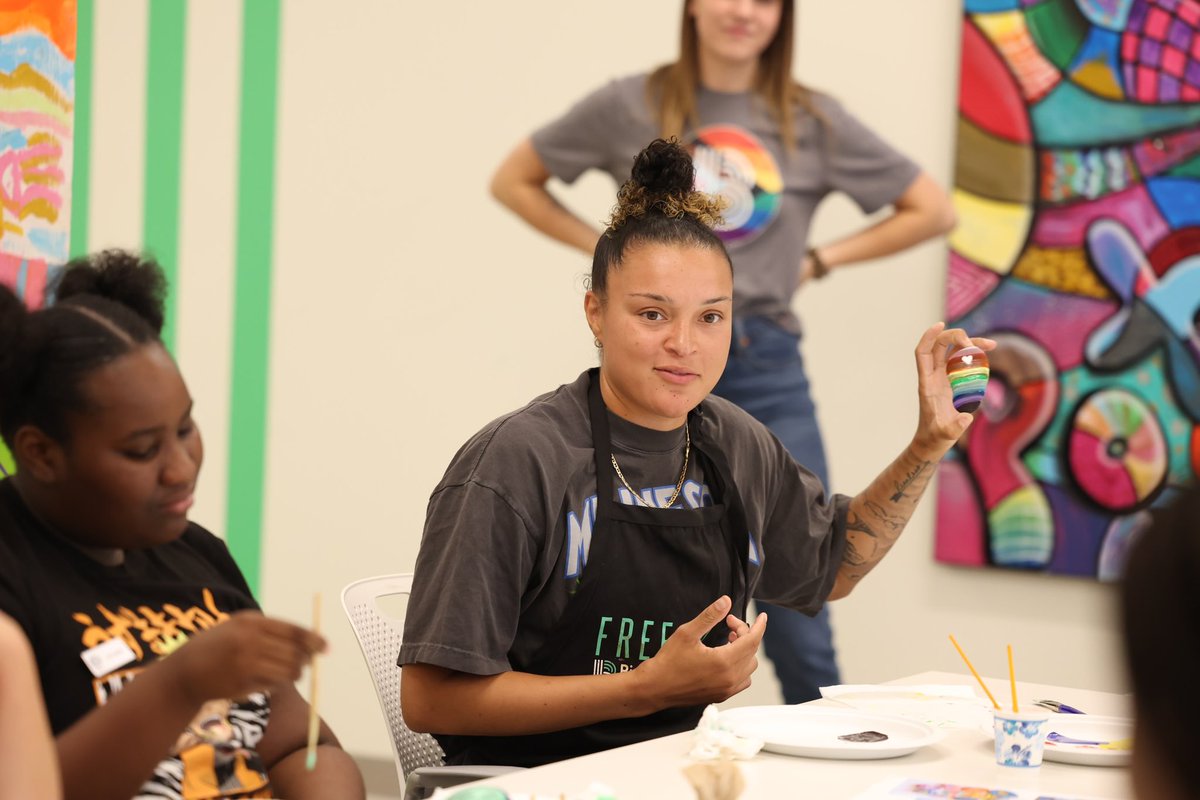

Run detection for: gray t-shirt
[[530, 74, 920, 332], [401, 371, 849, 676]]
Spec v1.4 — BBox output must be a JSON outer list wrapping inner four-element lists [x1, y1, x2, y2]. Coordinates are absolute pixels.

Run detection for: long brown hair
[[646, 0, 821, 151]]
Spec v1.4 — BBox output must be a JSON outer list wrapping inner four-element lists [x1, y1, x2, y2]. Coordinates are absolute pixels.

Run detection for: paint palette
[[720, 706, 938, 760], [1042, 715, 1133, 767]]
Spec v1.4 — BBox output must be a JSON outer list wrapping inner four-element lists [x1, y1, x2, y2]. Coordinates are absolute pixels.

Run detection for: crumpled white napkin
[[688, 704, 764, 760]]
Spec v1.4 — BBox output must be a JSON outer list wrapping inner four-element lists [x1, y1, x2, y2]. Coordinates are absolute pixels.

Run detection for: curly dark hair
[[591, 139, 731, 296], [0, 250, 168, 446]]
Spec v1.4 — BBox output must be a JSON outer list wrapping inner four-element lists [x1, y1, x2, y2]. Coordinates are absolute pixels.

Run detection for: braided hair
[[0, 250, 167, 446]]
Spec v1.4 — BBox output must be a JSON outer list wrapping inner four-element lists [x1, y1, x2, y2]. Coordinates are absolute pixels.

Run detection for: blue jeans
[[713, 316, 841, 704]]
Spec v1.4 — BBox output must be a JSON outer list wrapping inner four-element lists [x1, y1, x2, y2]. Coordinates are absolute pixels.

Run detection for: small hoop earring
[[594, 337, 603, 349]]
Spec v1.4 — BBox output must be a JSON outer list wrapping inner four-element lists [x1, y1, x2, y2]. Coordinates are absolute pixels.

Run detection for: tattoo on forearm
[[845, 534, 894, 563], [890, 460, 933, 503], [839, 456, 936, 588], [846, 511, 878, 538], [840, 521, 897, 583], [843, 539, 868, 568], [864, 500, 907, 532]]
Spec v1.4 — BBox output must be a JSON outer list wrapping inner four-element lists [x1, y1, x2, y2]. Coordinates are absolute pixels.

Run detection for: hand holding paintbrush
[[306, 593, 323, 771]]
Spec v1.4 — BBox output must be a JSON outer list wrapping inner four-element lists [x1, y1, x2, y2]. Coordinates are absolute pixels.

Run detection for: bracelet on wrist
[[808, 247, 831, 279]]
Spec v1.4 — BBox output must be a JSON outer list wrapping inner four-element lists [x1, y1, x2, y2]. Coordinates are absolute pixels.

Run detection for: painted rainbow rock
[[948, 345, 989, 413]]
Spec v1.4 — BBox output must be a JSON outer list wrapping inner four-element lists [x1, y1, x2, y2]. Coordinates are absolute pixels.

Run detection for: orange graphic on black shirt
[[71, 587, 231, 662], [174, 698, 270, 799]]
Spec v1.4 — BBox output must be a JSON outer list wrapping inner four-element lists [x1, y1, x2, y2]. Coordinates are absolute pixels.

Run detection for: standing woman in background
[[491, 0, 956, 704]]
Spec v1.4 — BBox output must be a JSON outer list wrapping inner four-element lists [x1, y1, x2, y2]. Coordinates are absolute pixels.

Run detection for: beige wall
[[82, 1, 1125, 761]]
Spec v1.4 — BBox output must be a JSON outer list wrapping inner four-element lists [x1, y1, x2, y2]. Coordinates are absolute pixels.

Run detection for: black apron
[[439, 370, 752, 767]]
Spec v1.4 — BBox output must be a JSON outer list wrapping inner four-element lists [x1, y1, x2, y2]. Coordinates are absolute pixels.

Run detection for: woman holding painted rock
[[403, 139, 986, 767]]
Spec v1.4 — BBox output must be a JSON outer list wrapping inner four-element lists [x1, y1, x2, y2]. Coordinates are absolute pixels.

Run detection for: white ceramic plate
[[720, 705, 938, 760], [1042, 714, 1133, 767]]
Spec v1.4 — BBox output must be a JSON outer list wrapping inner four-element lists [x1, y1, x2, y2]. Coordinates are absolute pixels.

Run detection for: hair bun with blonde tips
[[607, 138, 726, 231], [589, 138, 732, 298], [630, 137, 694, 196]]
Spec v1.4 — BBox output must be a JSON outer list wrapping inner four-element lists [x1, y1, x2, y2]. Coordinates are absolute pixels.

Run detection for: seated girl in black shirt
[[0, 251, 365, 800]]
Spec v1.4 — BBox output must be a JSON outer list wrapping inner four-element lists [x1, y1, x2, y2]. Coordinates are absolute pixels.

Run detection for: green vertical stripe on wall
[[226, 0, 282, 592], [68, 0, 93, 259], [142, 0, 187, 351]]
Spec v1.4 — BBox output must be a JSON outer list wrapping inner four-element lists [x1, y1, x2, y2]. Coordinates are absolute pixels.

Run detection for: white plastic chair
[[340, 574, 517, 800]]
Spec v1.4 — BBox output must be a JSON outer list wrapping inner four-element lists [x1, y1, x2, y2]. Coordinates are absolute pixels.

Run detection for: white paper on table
[[430, 785, 617, 800], [852, 777, 1112, 800], [820, 684, 993, 730]]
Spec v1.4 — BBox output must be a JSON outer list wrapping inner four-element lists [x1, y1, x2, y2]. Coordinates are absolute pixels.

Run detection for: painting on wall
[[936, 0, 1200, 580], [0, 0, 75, 474]]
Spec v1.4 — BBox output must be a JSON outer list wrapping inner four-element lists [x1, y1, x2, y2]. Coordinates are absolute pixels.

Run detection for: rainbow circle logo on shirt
[[688, 125, 782, 245]]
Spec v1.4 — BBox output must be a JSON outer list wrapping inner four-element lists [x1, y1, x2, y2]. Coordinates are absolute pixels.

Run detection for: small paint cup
[[993, 708, 1052, 767]]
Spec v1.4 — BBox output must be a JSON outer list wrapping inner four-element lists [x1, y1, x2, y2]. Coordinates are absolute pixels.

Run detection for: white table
[[450, 671, 1133, 799]]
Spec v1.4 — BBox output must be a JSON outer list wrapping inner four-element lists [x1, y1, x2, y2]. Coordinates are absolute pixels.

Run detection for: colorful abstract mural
[[936, 0, 1200, 580], [0, 0, 75, 474]]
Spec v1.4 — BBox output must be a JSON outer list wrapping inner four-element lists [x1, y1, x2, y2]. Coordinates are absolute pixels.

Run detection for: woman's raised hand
[[911, 322, 996, 459]]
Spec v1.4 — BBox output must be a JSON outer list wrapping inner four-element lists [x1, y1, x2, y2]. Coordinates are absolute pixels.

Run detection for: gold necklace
[[610, 423, 690, 508]]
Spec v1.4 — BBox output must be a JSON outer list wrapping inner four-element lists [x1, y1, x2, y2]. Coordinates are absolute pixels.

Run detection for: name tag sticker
[[80, 638, 137, 678]]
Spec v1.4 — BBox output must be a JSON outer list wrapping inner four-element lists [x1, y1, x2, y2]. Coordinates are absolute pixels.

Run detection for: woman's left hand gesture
[[911, 322, 996, 459]]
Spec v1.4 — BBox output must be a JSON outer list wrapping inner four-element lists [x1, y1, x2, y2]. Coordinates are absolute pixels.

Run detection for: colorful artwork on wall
[[0, 0, 75, 474], [936, 0, 1200, 580]]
